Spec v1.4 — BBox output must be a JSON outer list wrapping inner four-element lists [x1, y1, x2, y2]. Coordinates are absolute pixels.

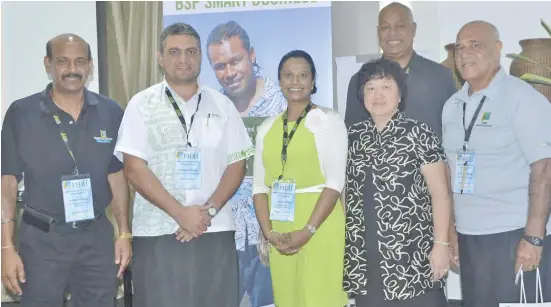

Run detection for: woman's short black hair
[[277, 50, 318, 94], [356, 58, 407, 111]]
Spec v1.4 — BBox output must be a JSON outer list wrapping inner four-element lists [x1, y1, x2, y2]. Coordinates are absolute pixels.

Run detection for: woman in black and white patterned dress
[[343, 58, 453, 307]]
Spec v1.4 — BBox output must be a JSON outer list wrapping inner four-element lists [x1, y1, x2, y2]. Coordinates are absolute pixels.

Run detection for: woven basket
[[440, 43, 465, 91], [510, 38, 551, 102]]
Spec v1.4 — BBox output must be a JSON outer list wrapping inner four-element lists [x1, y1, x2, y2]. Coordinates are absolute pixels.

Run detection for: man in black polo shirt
[[1, 34, 131, 307], [345, 2, 457, 140]]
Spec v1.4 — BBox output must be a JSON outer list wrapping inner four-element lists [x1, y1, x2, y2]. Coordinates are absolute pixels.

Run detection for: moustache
[[62, 74, 82, 80]]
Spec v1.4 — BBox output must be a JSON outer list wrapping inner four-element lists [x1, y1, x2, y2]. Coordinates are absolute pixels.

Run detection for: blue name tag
[[453, 149, 476, 195], [175, 148, 202, 190], [270, 180, 296, 222], [61, 174, 95, 223]]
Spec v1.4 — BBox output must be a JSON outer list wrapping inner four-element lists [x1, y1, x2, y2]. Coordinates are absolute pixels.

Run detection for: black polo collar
[[382, 50, 419, 75], [40, 82, 99, 115], [404, 51, 419, 74]]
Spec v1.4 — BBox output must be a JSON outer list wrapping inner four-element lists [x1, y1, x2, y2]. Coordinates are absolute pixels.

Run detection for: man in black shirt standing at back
[[345, 2, 457, 140]]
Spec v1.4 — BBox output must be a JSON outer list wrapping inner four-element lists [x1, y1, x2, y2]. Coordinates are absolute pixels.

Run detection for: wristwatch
[[523, 235, 544, 247], [305, 224, 317, 235], [207, 205, 218, 218]]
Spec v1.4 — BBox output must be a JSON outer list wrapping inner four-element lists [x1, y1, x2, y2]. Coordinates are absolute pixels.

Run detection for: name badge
[[175, 148, 202, 190], [61, 174, 95, 223], [453, 149, 476, 195], [270, 179, 296, 222]]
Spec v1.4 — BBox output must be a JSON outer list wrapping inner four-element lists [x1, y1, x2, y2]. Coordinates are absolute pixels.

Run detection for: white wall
[[415, 1, 551, 68], [332, 1, 380, 58], [1, 1, 99, 121], [331, 1, 380, 109]]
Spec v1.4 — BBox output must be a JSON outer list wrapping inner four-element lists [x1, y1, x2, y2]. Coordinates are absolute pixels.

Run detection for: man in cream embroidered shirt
[[114, 80, 254, 237]]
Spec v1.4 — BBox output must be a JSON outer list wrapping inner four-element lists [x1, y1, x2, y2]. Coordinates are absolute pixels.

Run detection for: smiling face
[[44, 36, 92, 94], [158, 34, 202, 84], [363, 77, 401, 118], [454, 22, 502, 84], [279, 57, 314, 103], [207, 36, 256, 99], [378, 4, 416, 59]]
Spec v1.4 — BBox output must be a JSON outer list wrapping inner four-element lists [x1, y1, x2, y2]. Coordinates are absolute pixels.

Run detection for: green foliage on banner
[[243, 117, 267, 177]]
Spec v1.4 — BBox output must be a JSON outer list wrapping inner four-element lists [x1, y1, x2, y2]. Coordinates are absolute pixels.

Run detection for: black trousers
[[19, 215, 117, 307], [132, 231, 239, 307], [458, 228, 551, 307]]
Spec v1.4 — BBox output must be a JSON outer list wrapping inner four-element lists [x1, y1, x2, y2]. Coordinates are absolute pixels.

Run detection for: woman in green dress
[[252, 50, 348, 307]]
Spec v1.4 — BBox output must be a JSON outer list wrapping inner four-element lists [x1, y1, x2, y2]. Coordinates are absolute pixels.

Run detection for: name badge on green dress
[[61, 174, 95, 223], [270, 179, 296, 222], [175, 148, 202, 190], [453, 149, 476, 195]]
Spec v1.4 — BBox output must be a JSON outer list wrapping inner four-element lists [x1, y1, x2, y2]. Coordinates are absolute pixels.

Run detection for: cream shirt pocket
[[199, 116, 224, 149]]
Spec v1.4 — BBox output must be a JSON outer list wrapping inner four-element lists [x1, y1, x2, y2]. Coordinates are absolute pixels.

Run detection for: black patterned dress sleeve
[[414, 122, 447, 165]]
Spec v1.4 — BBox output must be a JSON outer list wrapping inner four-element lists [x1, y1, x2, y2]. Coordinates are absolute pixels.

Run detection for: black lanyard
[[462, 95, 487, 151], [278, 102, 313, 180], [165, 88, 202, 147], [53, 114, 80, 175]]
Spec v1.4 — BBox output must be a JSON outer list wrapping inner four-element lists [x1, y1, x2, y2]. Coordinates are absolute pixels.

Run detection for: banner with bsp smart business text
[[162, 1, 333, 307]]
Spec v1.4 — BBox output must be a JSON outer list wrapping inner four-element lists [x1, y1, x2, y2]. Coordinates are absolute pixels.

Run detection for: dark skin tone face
[[454, 21, 502, 92], [279, 57, 314, 104], [43, 35, 92, 94], [208, 36, 256, 100], [378, 4, 416, 61]]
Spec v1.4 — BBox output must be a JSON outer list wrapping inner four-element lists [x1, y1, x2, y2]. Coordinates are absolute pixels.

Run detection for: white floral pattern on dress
[[344, 112, 447, 300], [304, 108, 330, 134]]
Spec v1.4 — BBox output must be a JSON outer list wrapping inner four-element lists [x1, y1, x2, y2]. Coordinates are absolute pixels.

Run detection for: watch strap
[[305, 224, 317, 235], [523, 235, 544, 247], [207, 206, 218, 217]]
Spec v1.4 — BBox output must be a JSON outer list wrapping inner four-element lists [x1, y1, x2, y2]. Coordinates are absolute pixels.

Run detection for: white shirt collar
[[162, 77, 206, 106]]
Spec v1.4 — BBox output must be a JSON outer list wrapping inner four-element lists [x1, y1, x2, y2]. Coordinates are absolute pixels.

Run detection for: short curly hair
[[356, 58, 407, 111]]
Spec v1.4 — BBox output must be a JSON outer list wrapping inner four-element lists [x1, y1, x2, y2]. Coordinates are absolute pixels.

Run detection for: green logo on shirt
[[94, 129, 113, 144], [481, 112, 491, 124]]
